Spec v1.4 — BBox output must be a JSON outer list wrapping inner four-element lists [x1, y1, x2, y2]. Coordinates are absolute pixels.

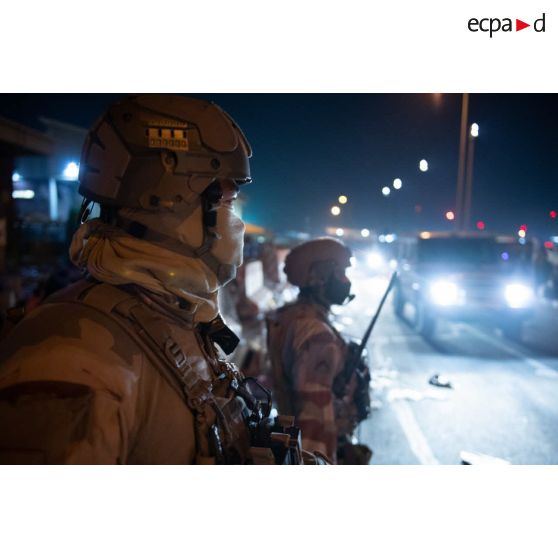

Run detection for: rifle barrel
[[357, 270, 398, 357]]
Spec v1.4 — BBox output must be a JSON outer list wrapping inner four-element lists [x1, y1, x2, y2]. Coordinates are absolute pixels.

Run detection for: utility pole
[[455, 93, 469, 232], [463, 129, 477, 231]]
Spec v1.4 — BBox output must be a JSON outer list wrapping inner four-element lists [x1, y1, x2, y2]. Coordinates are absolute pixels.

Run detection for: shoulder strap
[[76, 282, 225, 462]]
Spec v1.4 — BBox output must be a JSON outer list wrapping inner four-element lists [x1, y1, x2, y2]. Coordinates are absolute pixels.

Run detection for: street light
[[419, 159, 428, 172], [381, 186, 391, 197], [338, 195, 348, 204], [393, 178, 402, 190], [12, 172, 21, 183], [470, 123, 479, 137], [361, 228, 370, 238], [445, 211, 455, 221], [331, 205, 341, 216], [336, 228, 344, 237]]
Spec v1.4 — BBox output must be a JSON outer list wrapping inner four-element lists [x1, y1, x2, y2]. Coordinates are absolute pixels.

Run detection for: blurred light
[[519, 224, 527, 232], [518, 229, 526, 238], [419, 159, 428, 172], [393, 178, 402, 190], [350, 256, 357, 267], [445, 211, 455, 221], [338, 195, 348, 204], [331, 205, 341, 216], [389, 259, 398, 270], [12, 172, 21, 182], [501, 252, 509, 261], [470, 123, 479, 137], [505, 283, 534, 309], [382, 186, 391, 197], [361, 228, 370, 238], [519, 238, 526, 245], [366, 252, 385, 269], [335, 228, 344, 237], [544, 241, 553, 250], [552, 237, 558, 243], [384, 234, 396, 243], [378, 235, 386, 243], [12, 189, 35, 199], [476, 220, 485, 230], [550, 210, 557, 219], [63, 162, 80, 180], [420, 231, 431, 239], [430, 280, 459, 306]]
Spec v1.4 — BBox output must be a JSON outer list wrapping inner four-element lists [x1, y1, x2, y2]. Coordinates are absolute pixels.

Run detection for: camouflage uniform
[[267, 299, 356, 462], [0, 278, 300, 464]]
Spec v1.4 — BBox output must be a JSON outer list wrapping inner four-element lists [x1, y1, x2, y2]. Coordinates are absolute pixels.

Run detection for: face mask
[[209, 205, 245, 284], [324, 274, 352, 305]]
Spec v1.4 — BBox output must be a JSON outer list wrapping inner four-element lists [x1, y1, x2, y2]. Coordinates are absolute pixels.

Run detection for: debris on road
[[429, 373, 454, 389], [460, 450, 511, 465]]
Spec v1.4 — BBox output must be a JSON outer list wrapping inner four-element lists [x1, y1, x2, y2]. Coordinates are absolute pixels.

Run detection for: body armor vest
[[266, 300, 370, 428], [43, 279, 305, 464]]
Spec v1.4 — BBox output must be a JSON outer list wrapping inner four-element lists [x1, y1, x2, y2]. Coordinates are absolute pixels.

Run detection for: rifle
[[332, 270, 398, 407]]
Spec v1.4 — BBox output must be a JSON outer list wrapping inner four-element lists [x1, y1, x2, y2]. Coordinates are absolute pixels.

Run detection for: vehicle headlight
[[429, 280, 459, 306], [504, 283, 534, 308], [366, 252, 385, 269]]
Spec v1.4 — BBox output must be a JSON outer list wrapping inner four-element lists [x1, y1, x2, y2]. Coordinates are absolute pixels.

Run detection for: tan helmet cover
[[78, 94, 252, 212], [284, 237, 352, 287]]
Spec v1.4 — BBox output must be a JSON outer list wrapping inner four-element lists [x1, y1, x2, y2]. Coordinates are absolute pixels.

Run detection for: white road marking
[[462, 324, 558, 377], [535, 369, 558, 379], [391, 400, 440, 465], [371, 335, 440, 465]]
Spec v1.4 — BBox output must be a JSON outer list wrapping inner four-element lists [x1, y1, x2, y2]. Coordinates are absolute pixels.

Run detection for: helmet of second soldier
[[284, 237, 352, 292]]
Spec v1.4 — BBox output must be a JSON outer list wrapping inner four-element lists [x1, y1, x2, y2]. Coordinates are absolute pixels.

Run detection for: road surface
[[333, 271, 558, 465]]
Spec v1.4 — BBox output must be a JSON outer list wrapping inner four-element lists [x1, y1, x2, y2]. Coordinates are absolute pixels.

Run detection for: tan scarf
[[69, 219, 223, 323]]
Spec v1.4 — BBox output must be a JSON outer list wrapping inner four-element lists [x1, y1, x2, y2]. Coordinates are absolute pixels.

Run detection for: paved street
[[334, 270, 558, 465]]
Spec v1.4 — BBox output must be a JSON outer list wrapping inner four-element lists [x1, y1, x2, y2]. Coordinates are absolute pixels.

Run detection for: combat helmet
[[284, 237, 352, 288], [79, 94, 251, 211], [77, 94, 252, 285]]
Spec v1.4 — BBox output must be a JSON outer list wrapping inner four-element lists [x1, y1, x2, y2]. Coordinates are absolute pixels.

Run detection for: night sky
[[1, 93, 557, 237]]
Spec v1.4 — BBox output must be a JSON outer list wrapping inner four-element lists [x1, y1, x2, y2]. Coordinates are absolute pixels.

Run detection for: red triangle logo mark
[[516, 19, 530, 31]]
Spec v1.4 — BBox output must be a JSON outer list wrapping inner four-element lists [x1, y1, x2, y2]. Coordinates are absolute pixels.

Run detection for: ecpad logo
[[468, 13, 546, 37]]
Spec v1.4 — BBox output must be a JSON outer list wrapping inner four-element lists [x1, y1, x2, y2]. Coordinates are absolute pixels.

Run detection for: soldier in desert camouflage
[[266, 238, 372, 464], [0, 95, 319, 465]]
